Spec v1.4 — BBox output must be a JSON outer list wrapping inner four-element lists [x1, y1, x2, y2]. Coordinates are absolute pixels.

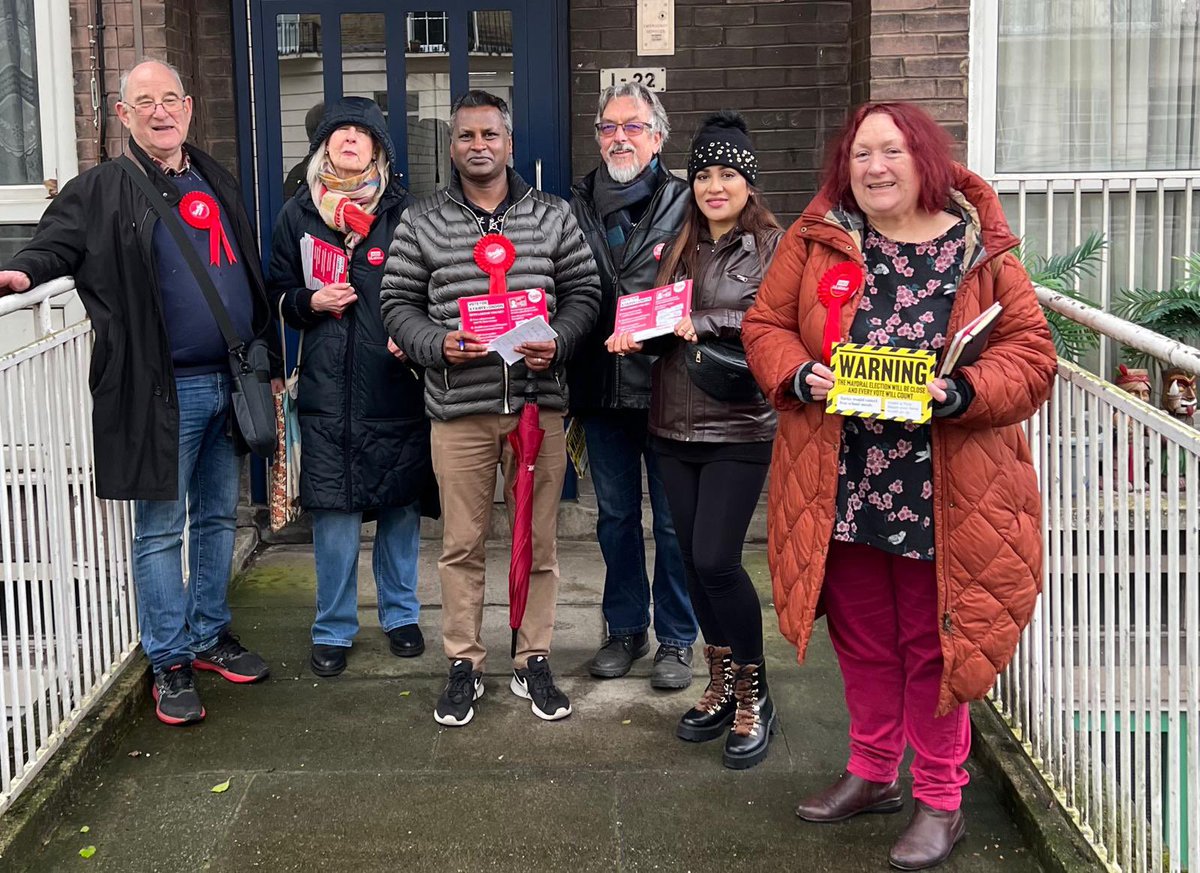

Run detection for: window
[[970, 2, 1200, 175], [408, 12, 448, 53], [0, 0, 77, 223]]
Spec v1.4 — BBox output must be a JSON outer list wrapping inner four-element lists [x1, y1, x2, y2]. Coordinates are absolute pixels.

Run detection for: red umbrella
[[473, 234, 541, 657]]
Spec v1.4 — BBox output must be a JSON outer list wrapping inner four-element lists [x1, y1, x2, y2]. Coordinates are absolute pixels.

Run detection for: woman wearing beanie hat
[[607, 110, 784, 769]]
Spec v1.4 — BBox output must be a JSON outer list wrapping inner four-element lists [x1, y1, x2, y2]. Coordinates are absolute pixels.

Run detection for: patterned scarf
[[311, 160, 382, 250], [591, 161, 659, 263]]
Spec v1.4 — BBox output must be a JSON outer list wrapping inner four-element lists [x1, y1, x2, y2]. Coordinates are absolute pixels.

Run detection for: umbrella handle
[[511, 628, 518, 660]]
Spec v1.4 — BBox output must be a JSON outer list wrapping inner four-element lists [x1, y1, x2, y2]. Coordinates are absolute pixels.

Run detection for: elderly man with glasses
[[569, 82, 698, 691], [0, 59, 280, 727]]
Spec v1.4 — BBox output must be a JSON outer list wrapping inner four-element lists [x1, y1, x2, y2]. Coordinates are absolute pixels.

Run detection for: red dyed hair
[[819, 102, 955, 216]]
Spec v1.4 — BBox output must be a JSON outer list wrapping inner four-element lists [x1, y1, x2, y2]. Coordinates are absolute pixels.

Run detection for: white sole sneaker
[[509, 673, 572, 721], [433, 678, 484, 727]]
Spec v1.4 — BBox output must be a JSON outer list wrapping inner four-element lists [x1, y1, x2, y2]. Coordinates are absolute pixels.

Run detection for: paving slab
[[11, 541, 1045, 873]]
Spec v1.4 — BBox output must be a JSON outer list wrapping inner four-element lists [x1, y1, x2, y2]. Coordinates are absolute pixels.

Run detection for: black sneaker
[[152, 664, 205, 726], [194, 630, 270, 683], [510, 655, 572, 721], [434, 659, 484, 726]]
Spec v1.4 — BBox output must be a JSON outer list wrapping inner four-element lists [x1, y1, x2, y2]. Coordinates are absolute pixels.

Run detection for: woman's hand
[[311, 282, 357, 315], [806, 362, 836, 400], [674, 316, 699, 343], [926, 377, 949, 403], [605, 331, 644, 356], [387, 338, 408, 362], [443, 330, 488, 365]]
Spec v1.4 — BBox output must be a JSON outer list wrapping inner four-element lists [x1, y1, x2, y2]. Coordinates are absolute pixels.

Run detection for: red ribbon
[[815, 261, 865, 363], [473, 233, 516, 296], [179, 191, 236, 267]]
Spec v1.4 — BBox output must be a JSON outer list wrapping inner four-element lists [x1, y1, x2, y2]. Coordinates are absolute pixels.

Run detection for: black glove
[[932, 376, 974, 418]]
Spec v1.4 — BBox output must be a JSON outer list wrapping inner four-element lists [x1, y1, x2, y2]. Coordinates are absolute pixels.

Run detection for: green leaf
[[621, 719, 631, 725], [210, 778, 231, 794], [399, 691, 411, 697], [79, 825, 90, 834], [79, 846, 96, 859]]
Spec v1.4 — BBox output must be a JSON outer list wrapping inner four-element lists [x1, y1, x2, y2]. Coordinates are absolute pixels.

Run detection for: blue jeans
[[310, 503, 421, 647], [582, 410, 696, 648], [133, 373, 239, 672]]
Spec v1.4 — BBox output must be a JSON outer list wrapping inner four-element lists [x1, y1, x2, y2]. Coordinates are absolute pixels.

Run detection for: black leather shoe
[[889, 802, 966, 870], [795, 771, 904, 822], [387, 624, 425, 658], [588, 631, 650, 678], [651, 644, 693, 689], [310, 644, 347, 677], [722, 661, 778, 770], [676, 645, 734, 742]]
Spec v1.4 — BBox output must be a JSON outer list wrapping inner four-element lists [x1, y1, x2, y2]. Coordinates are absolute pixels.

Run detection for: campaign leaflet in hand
[[613, 280, 693, 342], [457, 288, 550, 346], [301, 233, 348, 291]]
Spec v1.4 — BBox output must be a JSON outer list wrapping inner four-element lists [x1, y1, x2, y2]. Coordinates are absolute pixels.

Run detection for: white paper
[[490, 315, 557, 366]]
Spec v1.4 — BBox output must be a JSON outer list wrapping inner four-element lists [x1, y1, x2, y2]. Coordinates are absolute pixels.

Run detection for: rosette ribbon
[[180, 191, 237, 267], [815, 261, 865, 363], [473, 233, 516, 296]]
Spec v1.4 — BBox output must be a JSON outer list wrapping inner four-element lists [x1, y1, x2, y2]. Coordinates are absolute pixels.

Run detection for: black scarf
[[591, 161, 659, 262]]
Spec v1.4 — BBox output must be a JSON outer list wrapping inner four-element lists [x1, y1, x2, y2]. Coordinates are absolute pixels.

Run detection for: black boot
[[722, 660, 776, 770], [675, 645, 735, 742]]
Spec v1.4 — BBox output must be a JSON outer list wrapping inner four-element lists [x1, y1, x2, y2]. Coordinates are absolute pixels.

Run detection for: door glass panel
[[277, 13, 325, 189], [0, 0, 43, 184], [405, 11, 451, 196], [467, 10, 514, 133], [341, 14, 388, 176]]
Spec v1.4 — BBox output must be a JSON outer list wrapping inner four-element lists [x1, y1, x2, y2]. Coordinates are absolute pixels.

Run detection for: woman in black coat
[[268, 97, 433, 678]]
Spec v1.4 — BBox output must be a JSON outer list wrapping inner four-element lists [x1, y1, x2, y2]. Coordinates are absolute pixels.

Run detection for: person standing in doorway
[[570, 82, 698, 690]]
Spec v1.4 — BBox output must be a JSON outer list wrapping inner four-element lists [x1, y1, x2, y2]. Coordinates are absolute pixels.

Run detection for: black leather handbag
[[684, 338, 762, 403]]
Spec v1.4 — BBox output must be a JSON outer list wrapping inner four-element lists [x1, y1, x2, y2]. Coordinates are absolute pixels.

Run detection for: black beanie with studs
[[687, 110, 759, 186]]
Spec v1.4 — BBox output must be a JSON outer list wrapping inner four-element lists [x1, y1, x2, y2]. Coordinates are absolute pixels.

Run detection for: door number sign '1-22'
[[599, 68, 667, 92]]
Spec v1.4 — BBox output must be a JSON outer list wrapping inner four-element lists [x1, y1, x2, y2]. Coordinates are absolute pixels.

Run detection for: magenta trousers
[[822, 540, 970, 811]]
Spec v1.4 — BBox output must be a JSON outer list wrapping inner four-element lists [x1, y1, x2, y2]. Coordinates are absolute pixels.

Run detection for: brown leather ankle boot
[[675, 645, 734, 742], [794, 771, 904, 822], [888, 801, 965, 870]]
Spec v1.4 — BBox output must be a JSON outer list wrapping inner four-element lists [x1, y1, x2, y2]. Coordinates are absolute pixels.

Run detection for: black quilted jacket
[[380, 169, 600, 421]]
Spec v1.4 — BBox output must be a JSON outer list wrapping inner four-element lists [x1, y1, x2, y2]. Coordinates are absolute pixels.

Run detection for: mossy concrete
[[6, 541, 1054, 872]]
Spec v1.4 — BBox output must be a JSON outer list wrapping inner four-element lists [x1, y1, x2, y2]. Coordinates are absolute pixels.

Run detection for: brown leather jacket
[[648, 227, 783, 443]]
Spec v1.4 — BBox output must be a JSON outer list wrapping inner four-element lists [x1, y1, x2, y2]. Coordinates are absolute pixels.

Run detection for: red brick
[[903, 54, 965, 77], [903, 11, 968, 34], [871, 33, 937, 56], [871, 77, 936, 100]]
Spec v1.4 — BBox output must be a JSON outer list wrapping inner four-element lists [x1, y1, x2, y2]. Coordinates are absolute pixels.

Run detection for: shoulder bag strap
[[118, 155, 246, 356]]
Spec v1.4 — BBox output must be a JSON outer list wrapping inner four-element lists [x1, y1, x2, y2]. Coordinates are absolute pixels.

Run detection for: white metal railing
[[989, 173, 1200, 377], [995, 289, 1200, 873], [0, 279, 138, 817]]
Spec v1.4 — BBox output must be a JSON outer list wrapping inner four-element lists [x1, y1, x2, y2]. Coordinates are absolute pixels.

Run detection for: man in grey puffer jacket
[[381, 91, 600, 729]]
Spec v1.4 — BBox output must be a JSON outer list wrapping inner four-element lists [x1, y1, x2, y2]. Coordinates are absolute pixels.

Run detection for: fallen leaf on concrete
[[400, 691, 411, 697], [80, 826, 90, 833], [127, 751, 141, 758], [211, 779, 232, 794], [621, 719, 631, 725], [79, 846, 96, 859]]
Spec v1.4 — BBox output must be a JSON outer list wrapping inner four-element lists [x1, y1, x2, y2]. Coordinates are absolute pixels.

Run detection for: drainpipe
[[93, 0, 108, 161]]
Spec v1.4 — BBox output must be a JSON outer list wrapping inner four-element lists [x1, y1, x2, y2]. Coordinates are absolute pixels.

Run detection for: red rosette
[[815, 261, 864, 364], [474, 233, 516, 295], [179, 191, 236, 267]]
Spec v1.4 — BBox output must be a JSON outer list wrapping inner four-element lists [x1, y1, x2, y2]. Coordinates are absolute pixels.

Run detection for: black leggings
[[656, 453, 769, 663]]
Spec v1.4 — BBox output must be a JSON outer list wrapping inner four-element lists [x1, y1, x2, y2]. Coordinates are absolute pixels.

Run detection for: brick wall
[[69, 0, 238, 174], [569, 0, 854, 223], [854, 0, 970, 158]]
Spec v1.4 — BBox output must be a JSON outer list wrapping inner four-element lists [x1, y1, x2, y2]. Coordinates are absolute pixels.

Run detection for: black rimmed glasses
[[594, 120, 652, 137]]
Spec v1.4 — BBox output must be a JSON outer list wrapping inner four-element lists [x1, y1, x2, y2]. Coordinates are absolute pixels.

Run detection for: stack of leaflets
[[938, 301, 1002, 377], [301, 233, 348, 291]]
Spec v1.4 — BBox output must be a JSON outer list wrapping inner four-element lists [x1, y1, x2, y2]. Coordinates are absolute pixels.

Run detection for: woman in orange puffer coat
[[742, 102, 1056, 872]]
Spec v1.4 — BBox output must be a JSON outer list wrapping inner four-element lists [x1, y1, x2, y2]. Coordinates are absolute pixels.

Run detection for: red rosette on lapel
[[473, 233, 516, 296], [179, 191, 237, 267], [815, 261, 865, 363]]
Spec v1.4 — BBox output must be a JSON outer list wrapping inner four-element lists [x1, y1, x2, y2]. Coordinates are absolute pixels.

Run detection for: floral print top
[[833, 218, 966, 560]]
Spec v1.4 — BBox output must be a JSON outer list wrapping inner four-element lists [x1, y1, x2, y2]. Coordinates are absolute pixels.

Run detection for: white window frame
[[0, 0, 79, 223]]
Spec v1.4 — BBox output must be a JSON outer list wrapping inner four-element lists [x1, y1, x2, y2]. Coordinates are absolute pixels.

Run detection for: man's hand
[[673, 316, 699, 343], [0, 271, 32, 297], [443, 330, 488, 365], [310, 282, 357, 315], [387, 337, 408, 362], [605, 331, 643, 356], [805, 362, 836, 401], [516, 339, 556, 373]]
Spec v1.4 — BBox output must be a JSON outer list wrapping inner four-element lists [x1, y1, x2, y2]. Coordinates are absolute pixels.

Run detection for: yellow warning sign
[[826, 343, 937, 424]]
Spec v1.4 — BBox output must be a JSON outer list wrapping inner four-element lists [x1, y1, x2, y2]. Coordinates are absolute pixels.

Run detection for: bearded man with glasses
[[569, 82, 698, 692], [0, 60, 280, 727]]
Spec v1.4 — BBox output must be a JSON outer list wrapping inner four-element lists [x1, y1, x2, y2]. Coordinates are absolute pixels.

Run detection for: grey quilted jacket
[[380, 169, 600, 421]]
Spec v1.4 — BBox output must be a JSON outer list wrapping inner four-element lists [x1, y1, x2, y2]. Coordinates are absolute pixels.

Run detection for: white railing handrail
[[0, 276, 77, 318], [1035, 284, 1200, 379]]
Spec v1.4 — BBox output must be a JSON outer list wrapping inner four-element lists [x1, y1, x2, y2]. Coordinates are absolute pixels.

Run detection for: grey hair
[[450, 90, 513, 136], [595, 82, 670, 146], [119, 59, 186, 102], [303, 137, 391, 213]]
